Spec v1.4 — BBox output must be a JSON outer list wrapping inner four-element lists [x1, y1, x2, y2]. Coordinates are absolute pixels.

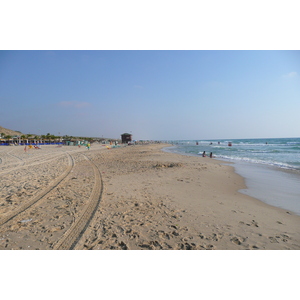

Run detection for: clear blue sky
[[1, 50, 299, 140]]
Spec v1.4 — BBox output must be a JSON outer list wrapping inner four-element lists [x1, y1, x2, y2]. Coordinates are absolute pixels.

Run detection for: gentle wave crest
[[166, 137, 300, 170]]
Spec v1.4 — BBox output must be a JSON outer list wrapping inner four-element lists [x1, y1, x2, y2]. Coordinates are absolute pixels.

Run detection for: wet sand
[[1, 143, 300, 250], [233, 161, 300, 216]]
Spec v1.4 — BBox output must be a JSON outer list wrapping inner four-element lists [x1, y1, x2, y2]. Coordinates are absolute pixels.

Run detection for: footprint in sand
[[239, 220, 259, 227], [268, 236, 279, 243], [231, 237, 242, 245]]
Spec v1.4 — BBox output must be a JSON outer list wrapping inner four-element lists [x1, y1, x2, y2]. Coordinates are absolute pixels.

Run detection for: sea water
[[163, 138, 300, 215]]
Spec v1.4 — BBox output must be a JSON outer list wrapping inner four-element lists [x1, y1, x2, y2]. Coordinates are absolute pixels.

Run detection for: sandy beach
[[1, 143, 300, 250]]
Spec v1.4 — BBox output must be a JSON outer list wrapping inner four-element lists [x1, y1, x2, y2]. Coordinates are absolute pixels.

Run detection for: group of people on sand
[[202, 151, 214, 158], [24, 145, 41, 152]]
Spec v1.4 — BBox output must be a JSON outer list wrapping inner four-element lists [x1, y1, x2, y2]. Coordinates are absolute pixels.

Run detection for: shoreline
[[234, 161, 300, 216], [163, 144, 300, 217], [1, 143, 300, 249]]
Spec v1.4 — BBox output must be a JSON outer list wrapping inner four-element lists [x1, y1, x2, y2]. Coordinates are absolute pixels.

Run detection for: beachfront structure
[[0, 135, 63, 146], [0, 135, 23, 145], [121, 133, 132, 144]]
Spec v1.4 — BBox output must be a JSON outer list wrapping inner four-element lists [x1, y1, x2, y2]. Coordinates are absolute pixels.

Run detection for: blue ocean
[[164, 138, 300, 215], [166, 137, 300, 170]]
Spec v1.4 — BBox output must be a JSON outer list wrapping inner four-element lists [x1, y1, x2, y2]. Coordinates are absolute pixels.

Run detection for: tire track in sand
[[53, 153, 103, 250], [0, 149, 77, 176], [0, 152, 75, 227], [0, 149, 26, 171]]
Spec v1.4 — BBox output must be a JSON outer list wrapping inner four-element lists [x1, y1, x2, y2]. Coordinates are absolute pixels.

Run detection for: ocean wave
[[215, 155, 299, 170], [243, 149, 281, 154], [166, 138, 300, 171]]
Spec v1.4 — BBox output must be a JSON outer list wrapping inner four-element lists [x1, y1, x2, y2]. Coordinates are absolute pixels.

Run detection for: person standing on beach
[[210, 152, 213, 158], [202, 151, 206, 157]]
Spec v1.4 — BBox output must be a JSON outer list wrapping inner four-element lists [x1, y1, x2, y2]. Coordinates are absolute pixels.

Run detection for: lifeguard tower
[[121, 133, 132, 144]]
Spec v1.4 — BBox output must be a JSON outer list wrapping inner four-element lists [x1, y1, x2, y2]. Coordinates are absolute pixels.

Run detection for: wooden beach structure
[[121, 133, 132, 144]]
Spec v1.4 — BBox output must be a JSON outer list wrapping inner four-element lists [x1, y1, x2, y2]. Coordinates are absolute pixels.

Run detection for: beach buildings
[[0, 134, 63, 146], [121, 133, 132, 144]]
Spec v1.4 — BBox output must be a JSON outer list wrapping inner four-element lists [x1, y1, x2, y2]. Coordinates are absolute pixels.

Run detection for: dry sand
[[1, 143, 300, 250]]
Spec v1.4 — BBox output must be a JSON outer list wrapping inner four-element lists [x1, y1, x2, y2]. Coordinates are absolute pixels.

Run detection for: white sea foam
[[215, 155, 295, 170], [167, 137, 300, 171]]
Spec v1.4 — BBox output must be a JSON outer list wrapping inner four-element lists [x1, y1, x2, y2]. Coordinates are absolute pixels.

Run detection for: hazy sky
[[1, 50, 299, 140]]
